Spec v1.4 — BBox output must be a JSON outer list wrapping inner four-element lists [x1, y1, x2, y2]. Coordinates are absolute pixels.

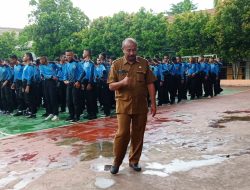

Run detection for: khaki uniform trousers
[[113, 113, 147, 167]]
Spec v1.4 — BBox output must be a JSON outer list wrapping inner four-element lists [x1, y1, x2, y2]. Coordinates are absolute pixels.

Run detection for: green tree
[[0, 32, 18, 59], [213, 0, 250, 62], [169, 0, 197, 15], [167, 12, 212, 56], [211, 0, 250, 79], [130, 8, 169, 57], [75, 8, 169, 58], [29, 0, 89, 59]]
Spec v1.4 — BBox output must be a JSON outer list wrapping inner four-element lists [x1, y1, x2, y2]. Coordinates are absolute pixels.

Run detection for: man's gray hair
[[122, 38, 138, 49]]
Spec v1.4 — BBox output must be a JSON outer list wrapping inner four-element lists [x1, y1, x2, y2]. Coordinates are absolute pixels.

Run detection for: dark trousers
[[1, 81, 14, 112], [15, 80, 26, 111], [187, 76, 197, 98], [23, 82, 37, 114], [84, 84, 97, 116], [57, 81, 66, 112], [196, 73, 203, 97], [66, 84, 82, 119], [210, 73, 220, 96], [44, 79, 58, 115], [170, 75, 183, 102], [100, 82, 111, 116]]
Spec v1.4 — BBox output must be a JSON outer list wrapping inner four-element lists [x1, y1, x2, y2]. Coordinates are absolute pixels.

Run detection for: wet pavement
[[0, 86, 250, 190]]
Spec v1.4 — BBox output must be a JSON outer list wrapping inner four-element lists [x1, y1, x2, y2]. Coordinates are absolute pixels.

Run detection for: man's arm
[[109, 76, 129, 91], [147, 82, 156, 117]]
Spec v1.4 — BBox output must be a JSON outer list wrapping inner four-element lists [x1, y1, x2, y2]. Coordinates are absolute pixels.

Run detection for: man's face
[[23, 54, 29, 62], [66, 52, 73, 62], [163, 56, 169, 63], [177, 57, 182, 63], [82, 50, 88, 59], [123, 42, 137, 62], [10, 58, 17, 64]]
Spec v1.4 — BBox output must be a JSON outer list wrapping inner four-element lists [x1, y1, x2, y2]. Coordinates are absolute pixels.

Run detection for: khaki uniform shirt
[[108, 56, 156, 114]]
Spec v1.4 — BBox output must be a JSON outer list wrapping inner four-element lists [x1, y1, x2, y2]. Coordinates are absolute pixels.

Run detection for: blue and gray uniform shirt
[[13, 63, 25, 83], [56, 63, 67, 81], [94, 64, 106, 82], [81, 60, 95, 84], [186, 63, 199, 76], [0, 64, 12, 82], [199, 62, 210, 76], [39, 62, 58, 80], [210, 63, 220, 76], [63, 60, 85, 83], [22, 63, 36, 85]]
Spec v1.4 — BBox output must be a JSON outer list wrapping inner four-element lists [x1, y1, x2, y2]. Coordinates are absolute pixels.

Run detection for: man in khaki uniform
[[108, 38, 157, 174]]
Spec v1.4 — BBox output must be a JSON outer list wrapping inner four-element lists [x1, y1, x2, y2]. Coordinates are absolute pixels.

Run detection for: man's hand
[[122, 76, 130, 87], [151, 104, 156, 117], [64, 80, 69, 85], [25, 86, 30, 93], [160, 81, 163, 86], [86, 83, 92, 90], [74, 81, 81, 89], [11, 83, 15, 90], [52, 76, 58, 81], [2, 81, 8, 88]]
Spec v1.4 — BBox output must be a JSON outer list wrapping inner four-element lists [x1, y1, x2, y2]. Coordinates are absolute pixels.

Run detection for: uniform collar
[[122, 56, 140, 65]]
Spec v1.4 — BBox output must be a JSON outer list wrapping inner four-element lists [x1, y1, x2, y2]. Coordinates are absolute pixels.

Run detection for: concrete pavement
[[0, 86, 250, 190]]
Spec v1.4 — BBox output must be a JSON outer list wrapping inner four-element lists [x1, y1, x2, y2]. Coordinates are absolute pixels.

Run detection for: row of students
[[148, 55, 223, 105], [0, 51, 115, 122], [0, 53, 223, 121]]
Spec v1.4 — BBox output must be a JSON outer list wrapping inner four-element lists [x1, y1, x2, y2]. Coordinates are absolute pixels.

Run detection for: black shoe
[[88, 115, 97, 120], [177, 99, 181, 103], [71, 118, 80, 123], [60, 109, 66, 113], [65, 117, 74, 121], [82, 114, 90, 119], [110, 165, 119, 174], [42, 113, 48, 117], [129, 163, 141, 172], [170, 100, 175, 105], [13, 111, 23, 116], [27, 114, 36, 118]]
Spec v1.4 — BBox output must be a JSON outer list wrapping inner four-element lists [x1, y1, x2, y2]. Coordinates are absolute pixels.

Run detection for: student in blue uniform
[[99, 52, 112, 116], [0, 60, 14, 114], [95, 58, 106, 109], [160, 55, 171, 105], [63, 50, 85, 122], [56, 55, 67, 113], [198, 56, 211, 97], [209, 57, 220, 96], [11, 55, 26, 116], [22, 52, 37, 118], [81, 49, 97, 120], [186, 57, 199, 100], [39, 56, 59, 121]]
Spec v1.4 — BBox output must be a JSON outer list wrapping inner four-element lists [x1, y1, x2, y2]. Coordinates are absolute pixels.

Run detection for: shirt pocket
[[136, 71, 145, 82]]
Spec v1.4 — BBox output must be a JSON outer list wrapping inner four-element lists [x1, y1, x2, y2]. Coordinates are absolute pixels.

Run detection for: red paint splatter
[[20, 152, 38, 161]]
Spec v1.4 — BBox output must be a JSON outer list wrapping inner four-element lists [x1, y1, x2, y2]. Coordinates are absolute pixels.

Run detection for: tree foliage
[[29, 0, 89, 59], [212, 0, 250, 62], [169, 0, 197, 15], [0, 32, 18, 59], [167, 12, 211, 56], [74, 8, 168, 58]]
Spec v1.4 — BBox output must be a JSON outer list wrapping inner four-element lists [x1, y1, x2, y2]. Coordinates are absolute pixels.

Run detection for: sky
[[0, 0, 214, 28]]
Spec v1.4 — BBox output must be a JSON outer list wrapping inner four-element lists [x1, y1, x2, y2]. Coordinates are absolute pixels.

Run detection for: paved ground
[[0, 86, 250, 190]]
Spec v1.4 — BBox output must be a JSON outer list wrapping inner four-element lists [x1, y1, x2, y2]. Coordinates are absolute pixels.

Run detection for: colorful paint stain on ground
[[0, 109, 115, 138]]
